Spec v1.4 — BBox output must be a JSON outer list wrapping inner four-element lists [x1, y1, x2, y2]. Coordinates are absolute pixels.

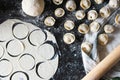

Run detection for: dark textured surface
[[0, 0, 109, 80]]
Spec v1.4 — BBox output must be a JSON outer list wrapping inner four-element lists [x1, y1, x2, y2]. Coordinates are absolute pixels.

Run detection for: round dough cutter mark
[[0, 59, 13, 77], [12, 23, 29, 40], [39, 41, 60, 60], [28, 29, 47, 46], [6, 39, 24, 57], [10, 71, 29, 80], [0, 45, 4, 59], [19, 53, 35, 70], [36, 61, 54, 79]]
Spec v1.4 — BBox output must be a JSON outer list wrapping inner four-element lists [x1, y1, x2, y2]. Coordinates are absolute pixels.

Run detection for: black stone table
[[0, 0, 109, 80]]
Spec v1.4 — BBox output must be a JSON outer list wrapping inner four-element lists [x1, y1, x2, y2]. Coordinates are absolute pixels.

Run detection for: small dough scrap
[[75, 10, 85, 20], [104, 24, 114, 33], [19, 54, 35, 70], [38, 43, 55, 60], [98, 33, 109, 46], [0, 59, 13, 77], [87, 10, 98, 20], [63, 33, 75, 44], [7, 39, 24, 57], [44, 16, 56, 26], [66, 0, 76, 11], [64, 20, 74, 30], [54, 8, 65, 17], [81, 42, 92, 55], [115, 14, 120, 25], [108, 0, 119, 8], [22, 0, 45, 16], [80, 0, 91, 10], [29, 29, 46, 46], [90, 21, 100, 32], [100, 6, 111, 18], [94, 0, 104, 4], [13, 23, 29, 39], [78, 23, 89, 34], [53, 0, 63, 5]]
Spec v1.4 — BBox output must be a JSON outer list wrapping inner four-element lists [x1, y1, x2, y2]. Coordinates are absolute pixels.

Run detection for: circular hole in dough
[[6, 39, 24, 57], [28, 29, 46, 46], [19, 53, 35, 70], [36, 62, 54, 79], [10, 71, 29, 80], [13, 23, 29, 40], [38, 43, 55, 60], [0, 45, 4, 59], [0, 59, 13, 77]]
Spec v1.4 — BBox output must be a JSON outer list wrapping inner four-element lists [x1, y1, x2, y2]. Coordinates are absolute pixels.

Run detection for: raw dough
[[22, 0, 45, 16], [28, 29, 46, 46], [36, 61, 54, 79], [0, 45, 4, 59], [10, 71, 28, 80], [38, 43, 55, 60], [19, 54, 35, 70], [0, 59, 13, 77], [7, 39, 24, 57], [13, 23, 29, 39], [0, 19, 59, 80]]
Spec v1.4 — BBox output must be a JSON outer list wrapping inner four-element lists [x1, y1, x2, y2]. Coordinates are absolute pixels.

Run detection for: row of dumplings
[[81, 14, 120, 55], [63, 14, 120, 45]]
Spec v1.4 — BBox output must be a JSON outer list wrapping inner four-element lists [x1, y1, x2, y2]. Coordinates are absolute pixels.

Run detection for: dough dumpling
[[80, 0, 91, 10], [100, 7, 111, 18], [78, 23, 89, 34]]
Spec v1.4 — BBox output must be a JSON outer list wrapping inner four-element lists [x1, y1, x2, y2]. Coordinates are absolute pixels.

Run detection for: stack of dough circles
[[0, 19, 59, 80]]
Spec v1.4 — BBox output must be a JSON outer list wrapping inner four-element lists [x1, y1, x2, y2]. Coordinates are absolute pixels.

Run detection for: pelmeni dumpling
[[98, 33, 109, 46], [80, 0, 91, 10], [81, 42, 93, 55], [100, 6, 111, 18], [75, 10, 85, 20], [108, 0, 119, 8], [64, 20, 75, 30], [94, 0, 104, 4], [115, 14, 120, 25], [90, 21, 100, 32], [44, 16, 55, 26], [53, 0, 63, 5], [104, 24, 114, 33], [87, 10, 98, 20], [78, 23, 89, 34], [63, 33, 75, 44], [66, 0, 76, 11], [54, 8, 65, 17]]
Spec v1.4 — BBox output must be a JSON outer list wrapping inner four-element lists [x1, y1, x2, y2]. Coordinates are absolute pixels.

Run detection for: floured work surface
[[0, 19, 59, 80], [0, 0, 112, 80]]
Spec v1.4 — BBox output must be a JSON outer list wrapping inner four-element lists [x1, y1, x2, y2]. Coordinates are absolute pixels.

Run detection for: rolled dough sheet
[[0, 19, 60, 80]]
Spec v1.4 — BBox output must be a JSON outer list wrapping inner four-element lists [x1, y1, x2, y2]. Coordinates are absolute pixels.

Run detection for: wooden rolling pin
[[82, 45, 120, 80]]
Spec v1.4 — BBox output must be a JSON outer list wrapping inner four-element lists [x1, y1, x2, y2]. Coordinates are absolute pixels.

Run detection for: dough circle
[[7, 39, 24, 57], [19, 54, 35, 70], [0, 59, 13, 77], [38, 43, 55, 60], [13, 23, 29, 39], [10, 71, 28, 80], [36, 62, 54, 79], [29, 29, 46, 46]]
